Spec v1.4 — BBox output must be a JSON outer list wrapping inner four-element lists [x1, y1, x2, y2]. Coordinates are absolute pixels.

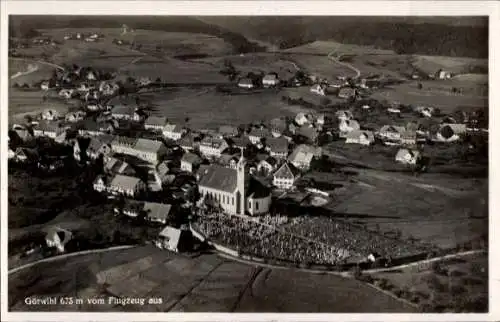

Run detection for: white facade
[[199, 141, 228, 159], [273, 176, 295, 190], [395, 149, 420, 165], [247, 195, 272, 216]]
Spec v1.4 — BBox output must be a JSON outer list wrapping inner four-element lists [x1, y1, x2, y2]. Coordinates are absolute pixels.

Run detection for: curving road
[[327, 49, 361, 80], [10, 57, 65, 71]]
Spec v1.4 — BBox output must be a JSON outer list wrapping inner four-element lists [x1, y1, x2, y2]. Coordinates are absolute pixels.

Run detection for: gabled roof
[[288, 145, 316, 165], [266, 136, 289, 153], [88, 135, 114, 153], [159, 226, 182, 250], [346, 130, 374, 141], [396, 148, 420, 159], [198, 165, 238, 193], [144, 202, 173, 222], [112, 135, 137, 147], [164, 123, 183, 133], [379, 125, 406, 134], [247, 177, 272, 199], [105, 157, 135, 175], [109, 174, 143, 191], [238, 78, 253, 85], [259, 156, 278, 167], [181, 152, 202, 165], [34, 120, 64, 133], [230, 136, 252, 148], [200, 136, 227, 149], [179, 132, 197, 148], [263, 74, 278, 81], [15, 147, 39, 160], [111, 105, 135, 115], [218, 125, 239, 137], [274, 162, 300, 180], [249, 127, 270, 138], [297, 126, 319, 141], [145, 116, 167, 127], [134, 138, 164, 154]]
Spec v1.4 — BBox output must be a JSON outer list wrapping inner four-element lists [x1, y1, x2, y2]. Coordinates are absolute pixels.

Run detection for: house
[[273, 162, 300, 190], [256, 156, 278, 177], [84, 90, 100, 102], [156, 160, 173, 184], [198, 155, 272, 216], [297, 125, 320, 143], [110, 105, 142, 121], [295, 112, 311, 126], [436, 123, 467, 142], [156, 226, 186, 252], [33, 121, 65, 139], [143, 202, 173, 224], [181, 153, 202, 173], [104, 157, 136, 176], [73, 137, 90, 161], [338, 87, 356, 99], [310, 84, 327, 96], [329, 79, 346, 88], [40, 79, 56, 91], [77, 83, 94, 92], [387, 107, 401, 114], [336, 110, 353, 121], [345, 130, 375, 145], [265, 136, 289, 159], [339, 119, 361, 137], [65, 111, 86, 123], [400, 130, 417, 146], [199, 136, 229, 159], [144, 116, 167, 132], [85, 135, 114, 160], [436, 69, 452, 80], [217, 125, 239, 138], [316, 113, 326, 127], [12, 128, 33, 142], [14, 147, 39, 163], [111, 136, 168, 165], [230, 136, 252, 151], [262, 73, 279, 87], [58, 89, 75, 99], [45, 227, 72, 253], [288, 144, 316, 171], [107, 174, 146, 197], [178, 132, 199, 152], [269, 117, 287, 137], [238, 78, 254, 89], [41, 109, 60, 121], [395, 148, 421, 165], [415, 106, 434, 118], [8, 148, 15, 160], [78, 119, 116, 137], [99, 81, 120, 96], [377, 125, 406, 141], [218, 154, 240, 169], [162, 123, 186, 141], [248, 127, 270, 145]]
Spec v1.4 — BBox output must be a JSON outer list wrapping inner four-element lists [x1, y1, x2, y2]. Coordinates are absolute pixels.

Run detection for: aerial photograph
[[6, 15, 488, 313]]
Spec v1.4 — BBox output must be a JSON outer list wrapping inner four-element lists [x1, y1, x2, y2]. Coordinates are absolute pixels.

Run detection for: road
[[10, 57, 65, 71], [327, 48, 361, 80]]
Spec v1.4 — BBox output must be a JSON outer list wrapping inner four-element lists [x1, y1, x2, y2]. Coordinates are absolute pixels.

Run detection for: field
[[412, 55, 488, 75], [8, 245, 417, 312], [371, 80, 487, 113], [9, 58, 56, 86], [369, 252, 488, 312], [283, 40, 396, 56], [139, 88, 300, 130], [8, 87, 70, 123]]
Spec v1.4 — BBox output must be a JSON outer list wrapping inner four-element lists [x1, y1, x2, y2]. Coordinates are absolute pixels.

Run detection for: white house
[[248, 127, 270, 145], [339, 119, 361, 137], [180, 152, 202, 173], [336, 110, 353, 122], [199, 137, 229, 159], [395, 148, 421, 165], [45, 227, 72, 253], [310, 84, 327, 96], [163, 123, 186, 141], [437, 69, 452, 80], [295, 112, 311, 126], [65, 111, 86, 123], [262, 73, 279, 87], [156, 226, 183, 252], [143, 116, 166, 132], [107, 174, 146, 197], [59, 89, 74, 99], [288, 144, 316, 171], [256, 156, 278, 177], [238, 78, 254, 89], [266, 136, 289, 159], [345, 130, 375, 145], [33, 121, 65, 139], [42, 109, 60, 121], [273, 162, 300, 190], [378, 125, 406, 141], [198, 155, 272, 216], [111, 136, 168, 165]]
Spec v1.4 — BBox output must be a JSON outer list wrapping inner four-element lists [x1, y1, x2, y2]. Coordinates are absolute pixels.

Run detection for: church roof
[[198, 165, 238, 193]]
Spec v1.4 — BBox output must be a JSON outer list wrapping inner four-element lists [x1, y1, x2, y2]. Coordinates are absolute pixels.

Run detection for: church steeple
[[236, 148, 247, 215]]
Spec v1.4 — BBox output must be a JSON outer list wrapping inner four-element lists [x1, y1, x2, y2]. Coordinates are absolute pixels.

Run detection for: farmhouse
[[400, 130, 417, 146], [288, 144, 316, 171], [436, 123, 467, 142], [13, 147, 39, 163], [265, 136, 289, 159], [238, 78, 254, 89], [111, 105, 143, 121], [65, 111, 86, 123], [336, 110, 353, 121], [248, 127, 270, 145], [270, 118, 287, 137], [273, 162, 300, 190], [256, 156, 278, 177], [230, 136, 252, 151], [262, 73, 279, 87], [33, 121, 65, 139], [378, 125, 406, 141], [178, 132, 199, 152], [45, 227, 73, 253], [162, 123, 186, 141], [310, 84, 327, 96], [59, 89, 75, 99], [12, 128, 33, 142], [338, 87, 356, 99], [85, 135, 114, 160], [181, 152, 202, 173], [436, 69, 452, 80], [104, 157, 136, 176], [199, 136, 229, 159], [339, 119, 361, 138], [112, 136, 168, 165], [387, 107, 401, 114], [156, 226, 187, 252], [41, 109, 60, 121], [198, 155, 271, 216], [78, 119, 114, 137], [295, 112, 313, 126], [107, 174, 146, 197], [345, 130, 375, 145], [144, 202, 174, 224], [395, 148, 421, 165], [99, 81, 120, 96]]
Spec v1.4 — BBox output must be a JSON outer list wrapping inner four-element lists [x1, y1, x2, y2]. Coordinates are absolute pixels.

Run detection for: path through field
[[328, 46, 361, 80]]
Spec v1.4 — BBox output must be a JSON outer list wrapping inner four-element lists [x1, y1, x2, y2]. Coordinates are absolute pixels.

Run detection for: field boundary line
[[362, 280, 420, 309], [8, 245, 137, 275]]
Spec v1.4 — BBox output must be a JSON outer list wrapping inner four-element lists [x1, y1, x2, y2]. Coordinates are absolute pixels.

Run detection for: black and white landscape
[[7, 15, 488, 313]]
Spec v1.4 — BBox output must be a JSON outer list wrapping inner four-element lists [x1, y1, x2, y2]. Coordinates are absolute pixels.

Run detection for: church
[[197, 153, 271, 216]]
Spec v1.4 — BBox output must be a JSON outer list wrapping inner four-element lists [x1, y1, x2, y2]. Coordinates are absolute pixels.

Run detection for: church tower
[[236, 148, 247, 215]]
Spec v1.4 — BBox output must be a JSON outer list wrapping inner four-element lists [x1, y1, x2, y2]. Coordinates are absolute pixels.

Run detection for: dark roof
[[247, 177, 271, 199], [218, 125, 239, 137], [230, 136, 252, 148], [261, 156, 278, 167], [198, 165, 238, 193], [249, 127, 270, 138], [181, 152, 202, 165], [266, 136, 289, 153]]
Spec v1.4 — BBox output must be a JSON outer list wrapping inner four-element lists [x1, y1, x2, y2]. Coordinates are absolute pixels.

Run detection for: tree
[[418, 83, 423, 90]]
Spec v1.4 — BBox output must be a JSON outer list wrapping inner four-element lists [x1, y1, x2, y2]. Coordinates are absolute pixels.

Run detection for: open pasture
[[283, 40, 395, 56], [411, 55, 488, 75], [141, 88, 298, 130], [8, 87, 70, 123], [371, 81, 487, 114], [9, 58, 56, 86], [9, 245, 416, 312]]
